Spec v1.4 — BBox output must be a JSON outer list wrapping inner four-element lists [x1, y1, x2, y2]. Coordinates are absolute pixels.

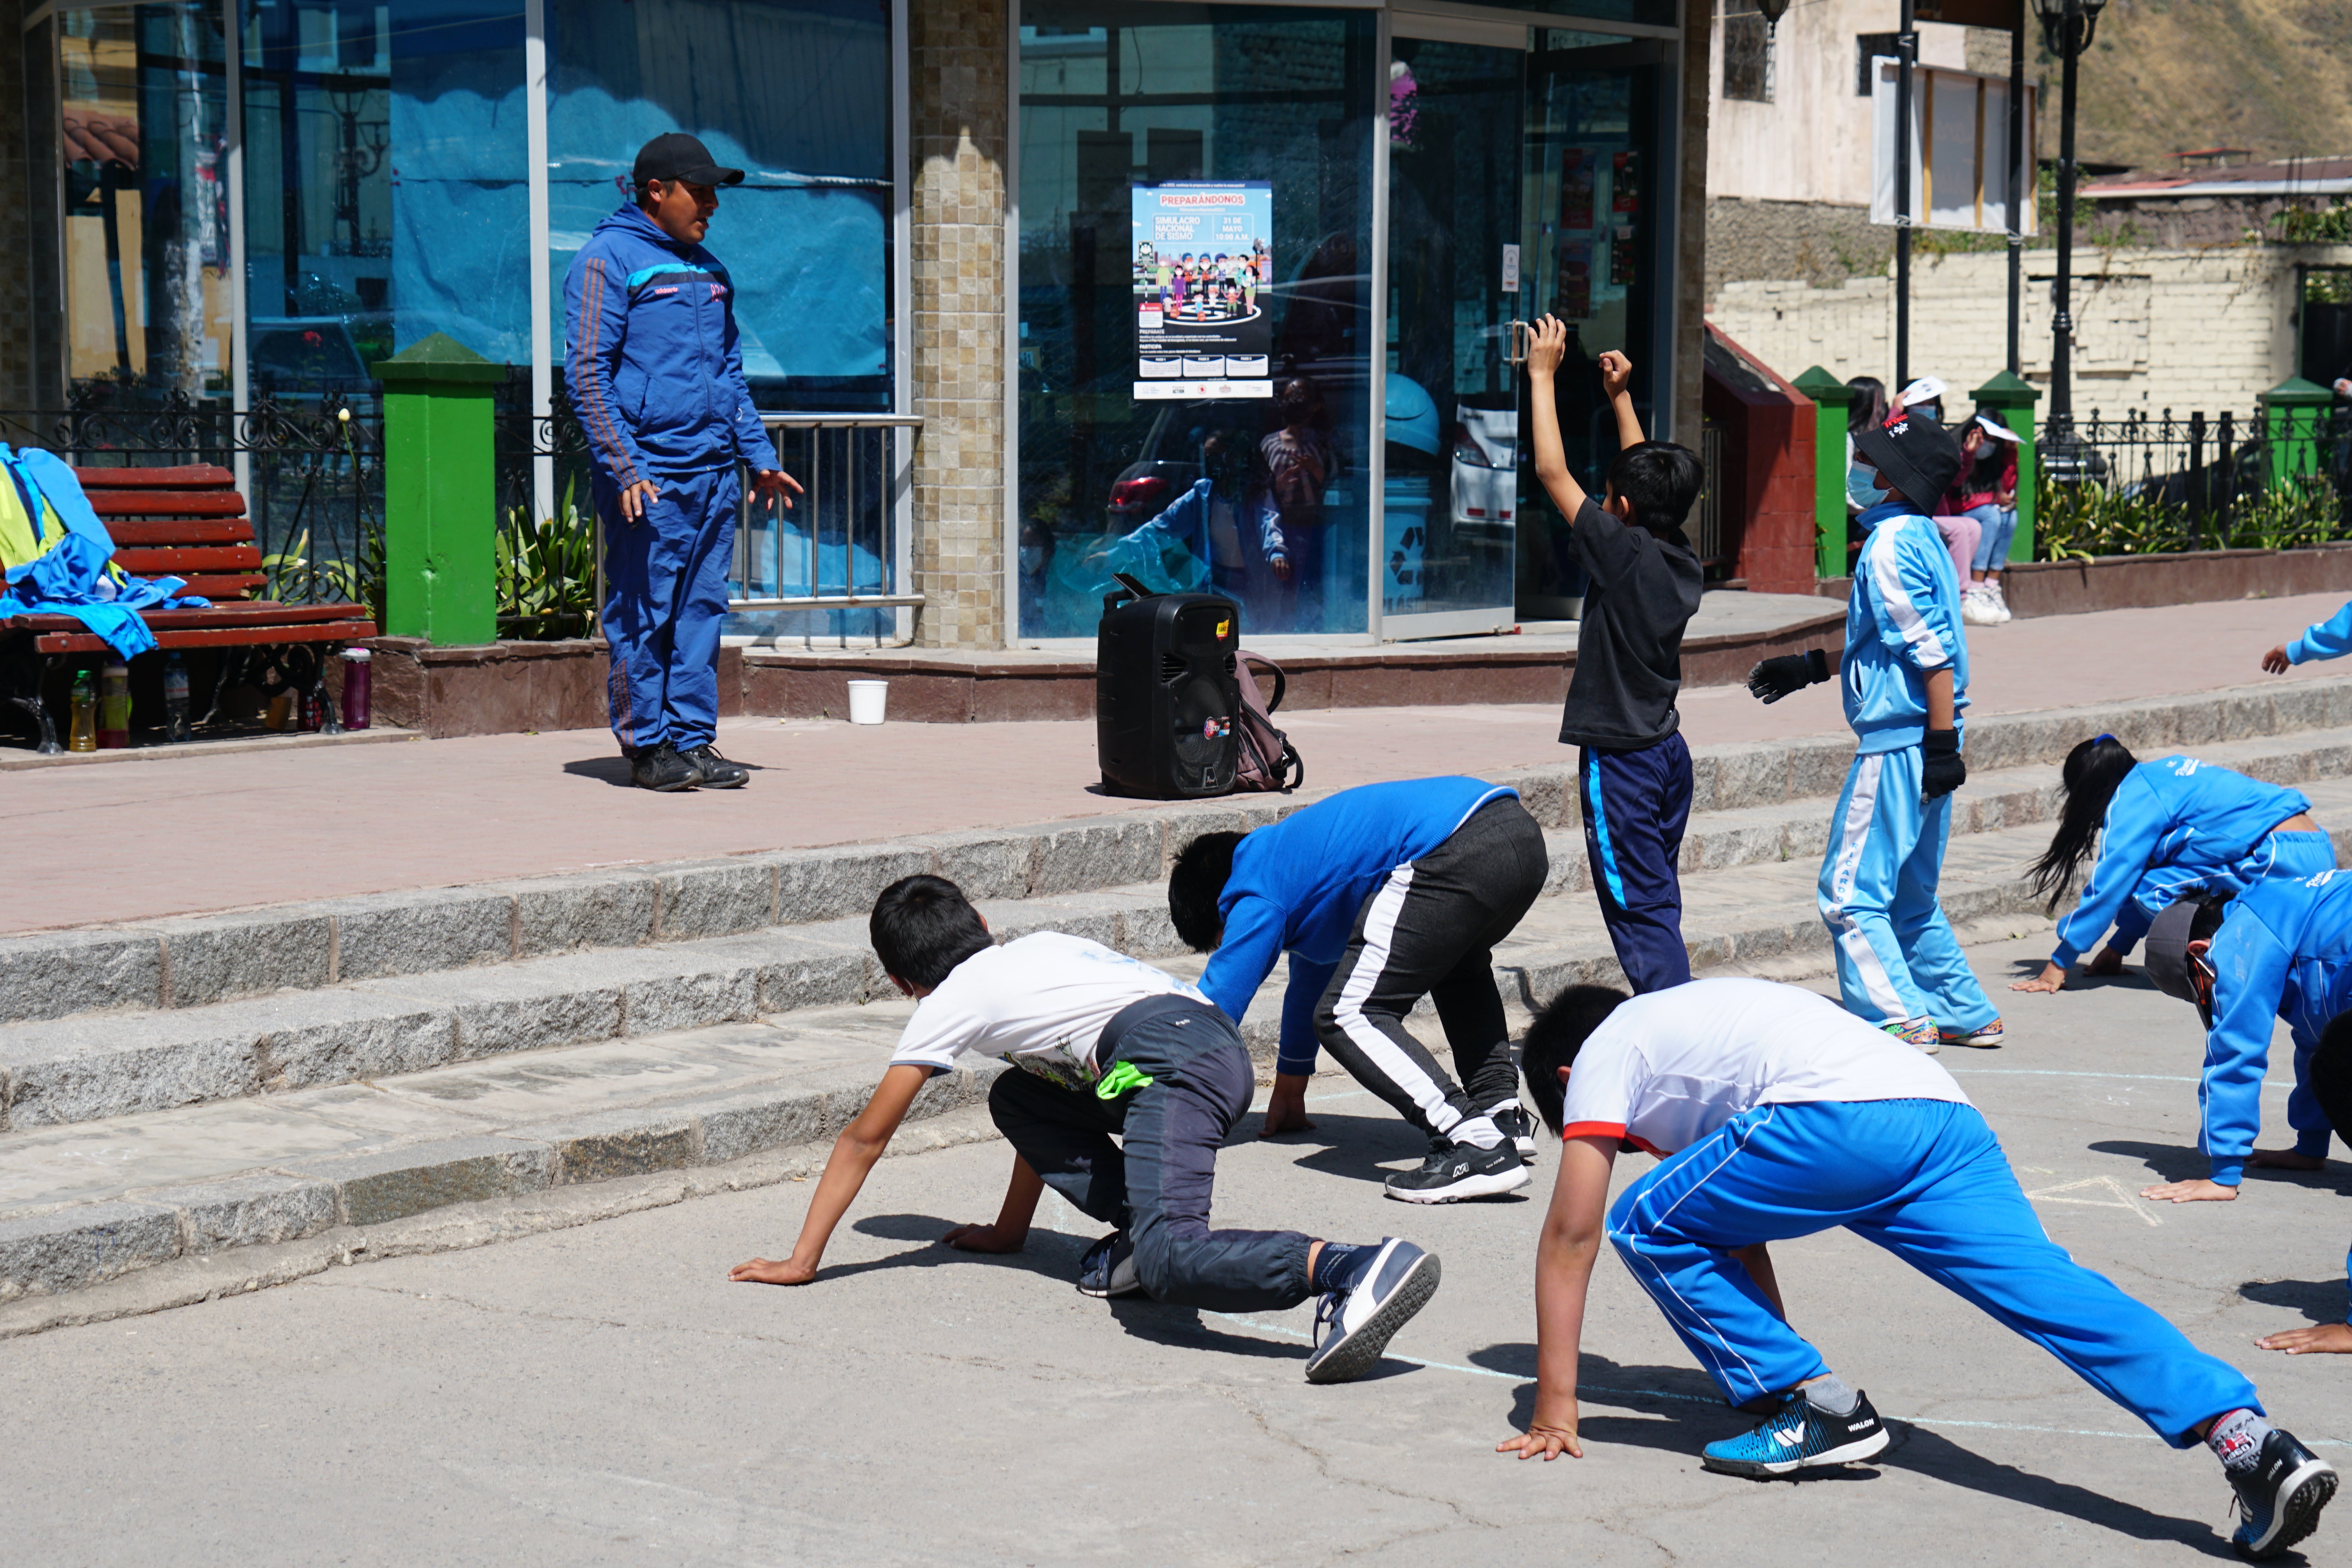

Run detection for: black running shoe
[[1383, 1136, 1532, 1203], [1303, 1238, 1441, 1384], [630, 742, 699, 792], [1076, 1232, 1142, 1299], [1702, 1389, 1891, 1478], [1489, 1103, 1539, 1163], [2229, 1427, 2337, 1559], [683, 744, 750, 788]]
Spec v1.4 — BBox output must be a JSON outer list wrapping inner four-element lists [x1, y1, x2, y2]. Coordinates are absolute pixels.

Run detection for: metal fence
[[2035, 405, 2352, 559]]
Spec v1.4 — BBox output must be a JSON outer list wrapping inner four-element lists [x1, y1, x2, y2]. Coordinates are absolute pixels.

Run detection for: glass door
[[1382, 29, 1528, 640]]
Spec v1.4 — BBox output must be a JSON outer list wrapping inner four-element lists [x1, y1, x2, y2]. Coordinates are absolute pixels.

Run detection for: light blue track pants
[[1818, 745, 1999, 1030], [1606, 1098, 2263, 1445]]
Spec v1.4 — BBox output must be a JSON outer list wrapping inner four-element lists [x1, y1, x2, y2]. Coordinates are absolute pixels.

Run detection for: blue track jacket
[[2286, 600, 2352, 665], [563, 204, 772, 487], [1197, 777, 1514, 1070], [1842, 501, 1969, 753], [2198, 866, 2352, 1183], [1119, 478, 1286, 570], [2051, 757, 2312, 967]]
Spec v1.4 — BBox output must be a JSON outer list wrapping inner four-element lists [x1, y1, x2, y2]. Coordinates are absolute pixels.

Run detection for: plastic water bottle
[[67, 671, 96, 751], [98, 661, 130, 749], [339, 646, 372, 731], [163, 653, 191, 742]]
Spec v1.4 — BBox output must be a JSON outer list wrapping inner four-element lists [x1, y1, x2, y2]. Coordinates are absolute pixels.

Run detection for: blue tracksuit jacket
[[1842, 501, 1969, 754], [2286, 600, 2352, 665], [563, 203, 773, 486], [2198, 866, 2352, 1183], [2051, 758, 2314, 968], [1197, 777, 1513, 1069], [1120, 478, 1287, 572]]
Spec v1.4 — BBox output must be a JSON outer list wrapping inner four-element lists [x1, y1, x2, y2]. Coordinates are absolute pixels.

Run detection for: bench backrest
[[71, 465, 265, 603]]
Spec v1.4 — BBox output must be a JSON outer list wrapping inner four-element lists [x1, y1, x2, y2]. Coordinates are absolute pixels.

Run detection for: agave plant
[[495, 474, 599, 639]]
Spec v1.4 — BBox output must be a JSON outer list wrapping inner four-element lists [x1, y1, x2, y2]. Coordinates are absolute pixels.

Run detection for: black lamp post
[[2031, 0, 2109, 443]]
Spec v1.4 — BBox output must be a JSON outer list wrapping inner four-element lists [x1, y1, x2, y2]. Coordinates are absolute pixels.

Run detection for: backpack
[[1232, 650, 1303, 793]]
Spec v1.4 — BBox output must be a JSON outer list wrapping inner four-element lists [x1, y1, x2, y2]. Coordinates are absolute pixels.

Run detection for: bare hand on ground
[[2140, 1178, 2238, 1203], [620, 479, 661, 522], [729, 1256, 818, 1285], [2257, 1322, 2352, 1354], [1258, 1073, 1318, 1137], [2247, 1148, 2328, 1171], [1497, 1421, 1584, 1461], [2083, 947, 2125, 976], [2011, 962, 2067, 993], [940, 1222, 1027, 1254], [2262, 643, 2292, 674], [752, 468, 804, 510]]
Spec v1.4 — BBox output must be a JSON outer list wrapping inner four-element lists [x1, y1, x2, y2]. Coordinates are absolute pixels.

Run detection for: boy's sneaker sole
[[1383, 1142, 1533, 1203], [1076, 1232, 1142, 1299], [1701, 1392, 1892, 1479], [1703, 1423, 1891, 1478], [1304, 1243, 1441, 1385], [2232, 1430, 2337, 1559]]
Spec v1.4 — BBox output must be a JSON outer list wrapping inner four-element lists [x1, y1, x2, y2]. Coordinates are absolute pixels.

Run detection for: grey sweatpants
[[987, 997, 1314, 1312]]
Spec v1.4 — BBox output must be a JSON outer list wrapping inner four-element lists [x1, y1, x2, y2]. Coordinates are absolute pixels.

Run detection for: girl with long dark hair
[[2012, 735, 2335, 993]]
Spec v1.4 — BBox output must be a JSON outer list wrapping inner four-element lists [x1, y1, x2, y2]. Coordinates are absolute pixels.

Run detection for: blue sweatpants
[[597, 465, 739, 754], [1818, 745, 1998, 1030], [1607, 1098, 2263, 1444], [1579, 732, 1693, 993]]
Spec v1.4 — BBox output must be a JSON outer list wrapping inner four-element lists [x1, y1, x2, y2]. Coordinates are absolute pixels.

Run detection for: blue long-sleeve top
[[2051, 757, 2312, 968], [1196, 777, 1515, 1074], [1841, 502, 1970, 753], [2286, 600, 2352, 665], [2197, 866, 2352, 1184], [1121, 478, 1286, 571]]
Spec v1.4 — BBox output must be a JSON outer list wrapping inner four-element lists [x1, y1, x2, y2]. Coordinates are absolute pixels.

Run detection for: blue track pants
[[1579, 732, 1693, 993], [598, 465, 738, 753], [1818, 746, 1997, 1030], [1607, 1098, 2263, 1444]]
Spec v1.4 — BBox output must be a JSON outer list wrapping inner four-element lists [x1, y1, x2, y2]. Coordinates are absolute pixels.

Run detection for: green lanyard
[[1096, 1060, 1155, 1100]]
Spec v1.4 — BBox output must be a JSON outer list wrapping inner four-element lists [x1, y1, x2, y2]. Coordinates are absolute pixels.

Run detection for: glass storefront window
[[1017, 3, 1377, 640]]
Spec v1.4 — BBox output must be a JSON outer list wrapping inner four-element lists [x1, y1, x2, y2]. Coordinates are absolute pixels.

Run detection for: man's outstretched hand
[[1747, 649, 1829, 704]]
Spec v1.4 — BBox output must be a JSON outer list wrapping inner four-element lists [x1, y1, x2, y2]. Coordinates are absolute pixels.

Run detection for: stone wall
[[907, 0, 1008, 649]]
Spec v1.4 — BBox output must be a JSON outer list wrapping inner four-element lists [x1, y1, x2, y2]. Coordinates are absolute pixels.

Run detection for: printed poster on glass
[[1132, 181, 1274, 401]]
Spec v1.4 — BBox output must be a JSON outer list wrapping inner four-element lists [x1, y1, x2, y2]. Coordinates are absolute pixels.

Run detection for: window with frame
[[1856, 31, 1900, 96], [1721, 0, 1770, 103]]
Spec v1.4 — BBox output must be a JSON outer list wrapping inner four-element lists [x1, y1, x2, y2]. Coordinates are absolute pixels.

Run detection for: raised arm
[[1599, 350, 1643, 452], [1524, 316, 1589, 520], [730, 1061, 931, 1284]]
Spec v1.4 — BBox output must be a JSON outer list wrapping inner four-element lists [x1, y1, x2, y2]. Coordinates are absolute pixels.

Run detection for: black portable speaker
[[1095, 573, 1241, 799]]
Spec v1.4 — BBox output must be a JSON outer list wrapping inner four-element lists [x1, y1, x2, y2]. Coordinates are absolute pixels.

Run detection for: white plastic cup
[[846, 679, 889, 725]]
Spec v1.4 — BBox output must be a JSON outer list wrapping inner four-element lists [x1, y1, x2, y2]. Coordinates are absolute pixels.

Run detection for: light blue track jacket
[[2286, 600, 2352, 665], [1118, 478, 1286, 568], [1842, 501, 1969, 753], [2198, 866, 2352, 1184], [563, 204, 772, 487], [1197, 777, 1514, 1072], [2051, 757, 2312, 967]]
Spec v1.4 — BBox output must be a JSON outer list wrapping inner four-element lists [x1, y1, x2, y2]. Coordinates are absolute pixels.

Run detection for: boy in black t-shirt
[[1525, 318, 1706, 992]]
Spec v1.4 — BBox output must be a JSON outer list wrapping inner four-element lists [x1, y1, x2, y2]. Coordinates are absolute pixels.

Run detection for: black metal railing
[[2035, 405, 2352, 560]]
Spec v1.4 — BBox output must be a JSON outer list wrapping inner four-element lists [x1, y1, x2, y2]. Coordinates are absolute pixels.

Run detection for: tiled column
[[908, 0, 1009, 649]]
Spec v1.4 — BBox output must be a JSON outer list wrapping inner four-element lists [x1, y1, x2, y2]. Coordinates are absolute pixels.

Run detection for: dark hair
[[2313, 1009, 2352, 1138], [1519, 984, 1630, 1136], [869, 874, 993, 989], [2025, 736, 2141, 912], [1846, 376, 1889, 435], [1276, 376, 1327, 431], [1169, 831, 1243, 952], [1605, 441, 1705, 534]]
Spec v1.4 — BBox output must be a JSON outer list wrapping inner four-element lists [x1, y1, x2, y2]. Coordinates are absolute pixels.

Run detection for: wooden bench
[[0, 464, 377, 750]]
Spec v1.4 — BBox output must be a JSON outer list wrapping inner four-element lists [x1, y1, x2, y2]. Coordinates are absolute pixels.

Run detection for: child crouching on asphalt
[[1495, 976, 2336, 1561], [730, 875, 1441, 1384]]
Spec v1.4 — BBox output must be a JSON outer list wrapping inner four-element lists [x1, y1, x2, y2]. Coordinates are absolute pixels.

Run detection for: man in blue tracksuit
[[2141, 875, 2351, 1202], [1166, 777, 1550, 1203], [565, 132, 801, 792], [1748, 411, 2000, 1051]]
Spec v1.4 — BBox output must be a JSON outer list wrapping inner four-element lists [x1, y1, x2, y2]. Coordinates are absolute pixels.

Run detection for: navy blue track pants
[[1579, 732, 1693, 993], [598, 465, 737, 754]]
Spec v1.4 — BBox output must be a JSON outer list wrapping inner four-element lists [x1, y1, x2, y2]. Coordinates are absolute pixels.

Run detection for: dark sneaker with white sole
[[1383, 1137, 1532, 1203], [630, 742, 699, 792], [1076, 1231, 1142, 1299], [2229, 1428, 2336, 1559], [1489, 1104, 1539, 1163], [1702, 1390, 1891, 1478], [1303, 1239, 1440, 1384], [683, 744, 750, 788]]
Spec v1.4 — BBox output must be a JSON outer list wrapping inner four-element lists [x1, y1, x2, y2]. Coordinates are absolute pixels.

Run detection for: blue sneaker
[[2228, 1427, 2336, 1559], [1076, 1232, 1141, 1299], [1303, 1239, 1441, 1384], [1701, 1390, 1890, 1478]]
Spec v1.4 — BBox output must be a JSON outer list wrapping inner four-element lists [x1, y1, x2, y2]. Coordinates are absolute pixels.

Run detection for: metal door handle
[[1506, 320, 1532, 366]]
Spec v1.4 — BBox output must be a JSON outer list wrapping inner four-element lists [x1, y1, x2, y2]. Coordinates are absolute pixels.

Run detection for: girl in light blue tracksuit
[[2013, 737, 2334, 993]]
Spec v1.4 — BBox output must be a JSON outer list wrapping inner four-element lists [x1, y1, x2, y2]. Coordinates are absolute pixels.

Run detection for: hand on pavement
[[2009, 963, 2067, 992], [940, 1222, 1027, 1254], [2257, 1322, 2352, 1354], [730, 1255, 819, 1285], [2140, 1178, 2238, 1204], [1497, 1418, 1584, 1461]]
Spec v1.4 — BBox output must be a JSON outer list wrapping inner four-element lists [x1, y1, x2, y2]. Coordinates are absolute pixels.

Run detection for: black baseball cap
[[1853, 409, 1962, 513], [633, 132, 744, 191]]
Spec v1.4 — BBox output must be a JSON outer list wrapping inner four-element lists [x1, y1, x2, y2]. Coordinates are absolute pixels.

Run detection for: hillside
[[2064, 0, 2352, 168]]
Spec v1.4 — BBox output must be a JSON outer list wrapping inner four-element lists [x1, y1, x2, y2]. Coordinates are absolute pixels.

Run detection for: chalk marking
[[2022, 1174, 2165, 1227]]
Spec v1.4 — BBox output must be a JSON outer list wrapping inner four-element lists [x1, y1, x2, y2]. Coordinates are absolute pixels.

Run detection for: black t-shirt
[[1557, 497, 1705, 750]]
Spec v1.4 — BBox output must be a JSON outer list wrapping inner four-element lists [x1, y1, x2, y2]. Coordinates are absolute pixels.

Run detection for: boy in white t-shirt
[[1494, 977, 2335, 1561], [730, 875, 1441, 1384]]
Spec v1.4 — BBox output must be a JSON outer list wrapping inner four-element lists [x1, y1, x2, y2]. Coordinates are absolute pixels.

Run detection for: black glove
[[1746, 648, 1830, 705], [1921, 728, 1966, 799]]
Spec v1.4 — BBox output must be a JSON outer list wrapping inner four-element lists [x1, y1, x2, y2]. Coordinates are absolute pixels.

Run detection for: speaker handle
[[1102, 570, 1157, 619], [1240, 652, 1286, 713]]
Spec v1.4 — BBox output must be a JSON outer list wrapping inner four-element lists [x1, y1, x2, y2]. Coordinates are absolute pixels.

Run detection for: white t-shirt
[[889, 932, 1211, 1089], [1559, 978, 1969, 1156]]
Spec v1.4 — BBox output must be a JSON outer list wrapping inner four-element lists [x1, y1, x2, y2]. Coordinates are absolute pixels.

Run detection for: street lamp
[[2031, 0, 2110, 446]]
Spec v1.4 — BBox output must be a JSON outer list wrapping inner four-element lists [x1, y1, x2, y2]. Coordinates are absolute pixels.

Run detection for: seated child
[[730, 874, 1441, 1385], [1495, 975, 2336, 1562]]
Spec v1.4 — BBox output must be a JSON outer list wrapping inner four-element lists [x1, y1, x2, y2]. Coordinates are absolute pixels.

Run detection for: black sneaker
[[1701, 1389, 1891, 1477], [1489, 1103, 1539, 1164], [630, 742, 699, 792], [682, 744, 750, 788], [2229, 1427, 2336, 1559], [1076, 1232, 1142, 1298], [1383, 1136, 1532, 1203], [1303, 1238, 1441, 1384]]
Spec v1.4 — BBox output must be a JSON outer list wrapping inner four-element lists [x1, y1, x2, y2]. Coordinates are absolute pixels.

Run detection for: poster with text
[[1132, 181, 1274, 401]]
